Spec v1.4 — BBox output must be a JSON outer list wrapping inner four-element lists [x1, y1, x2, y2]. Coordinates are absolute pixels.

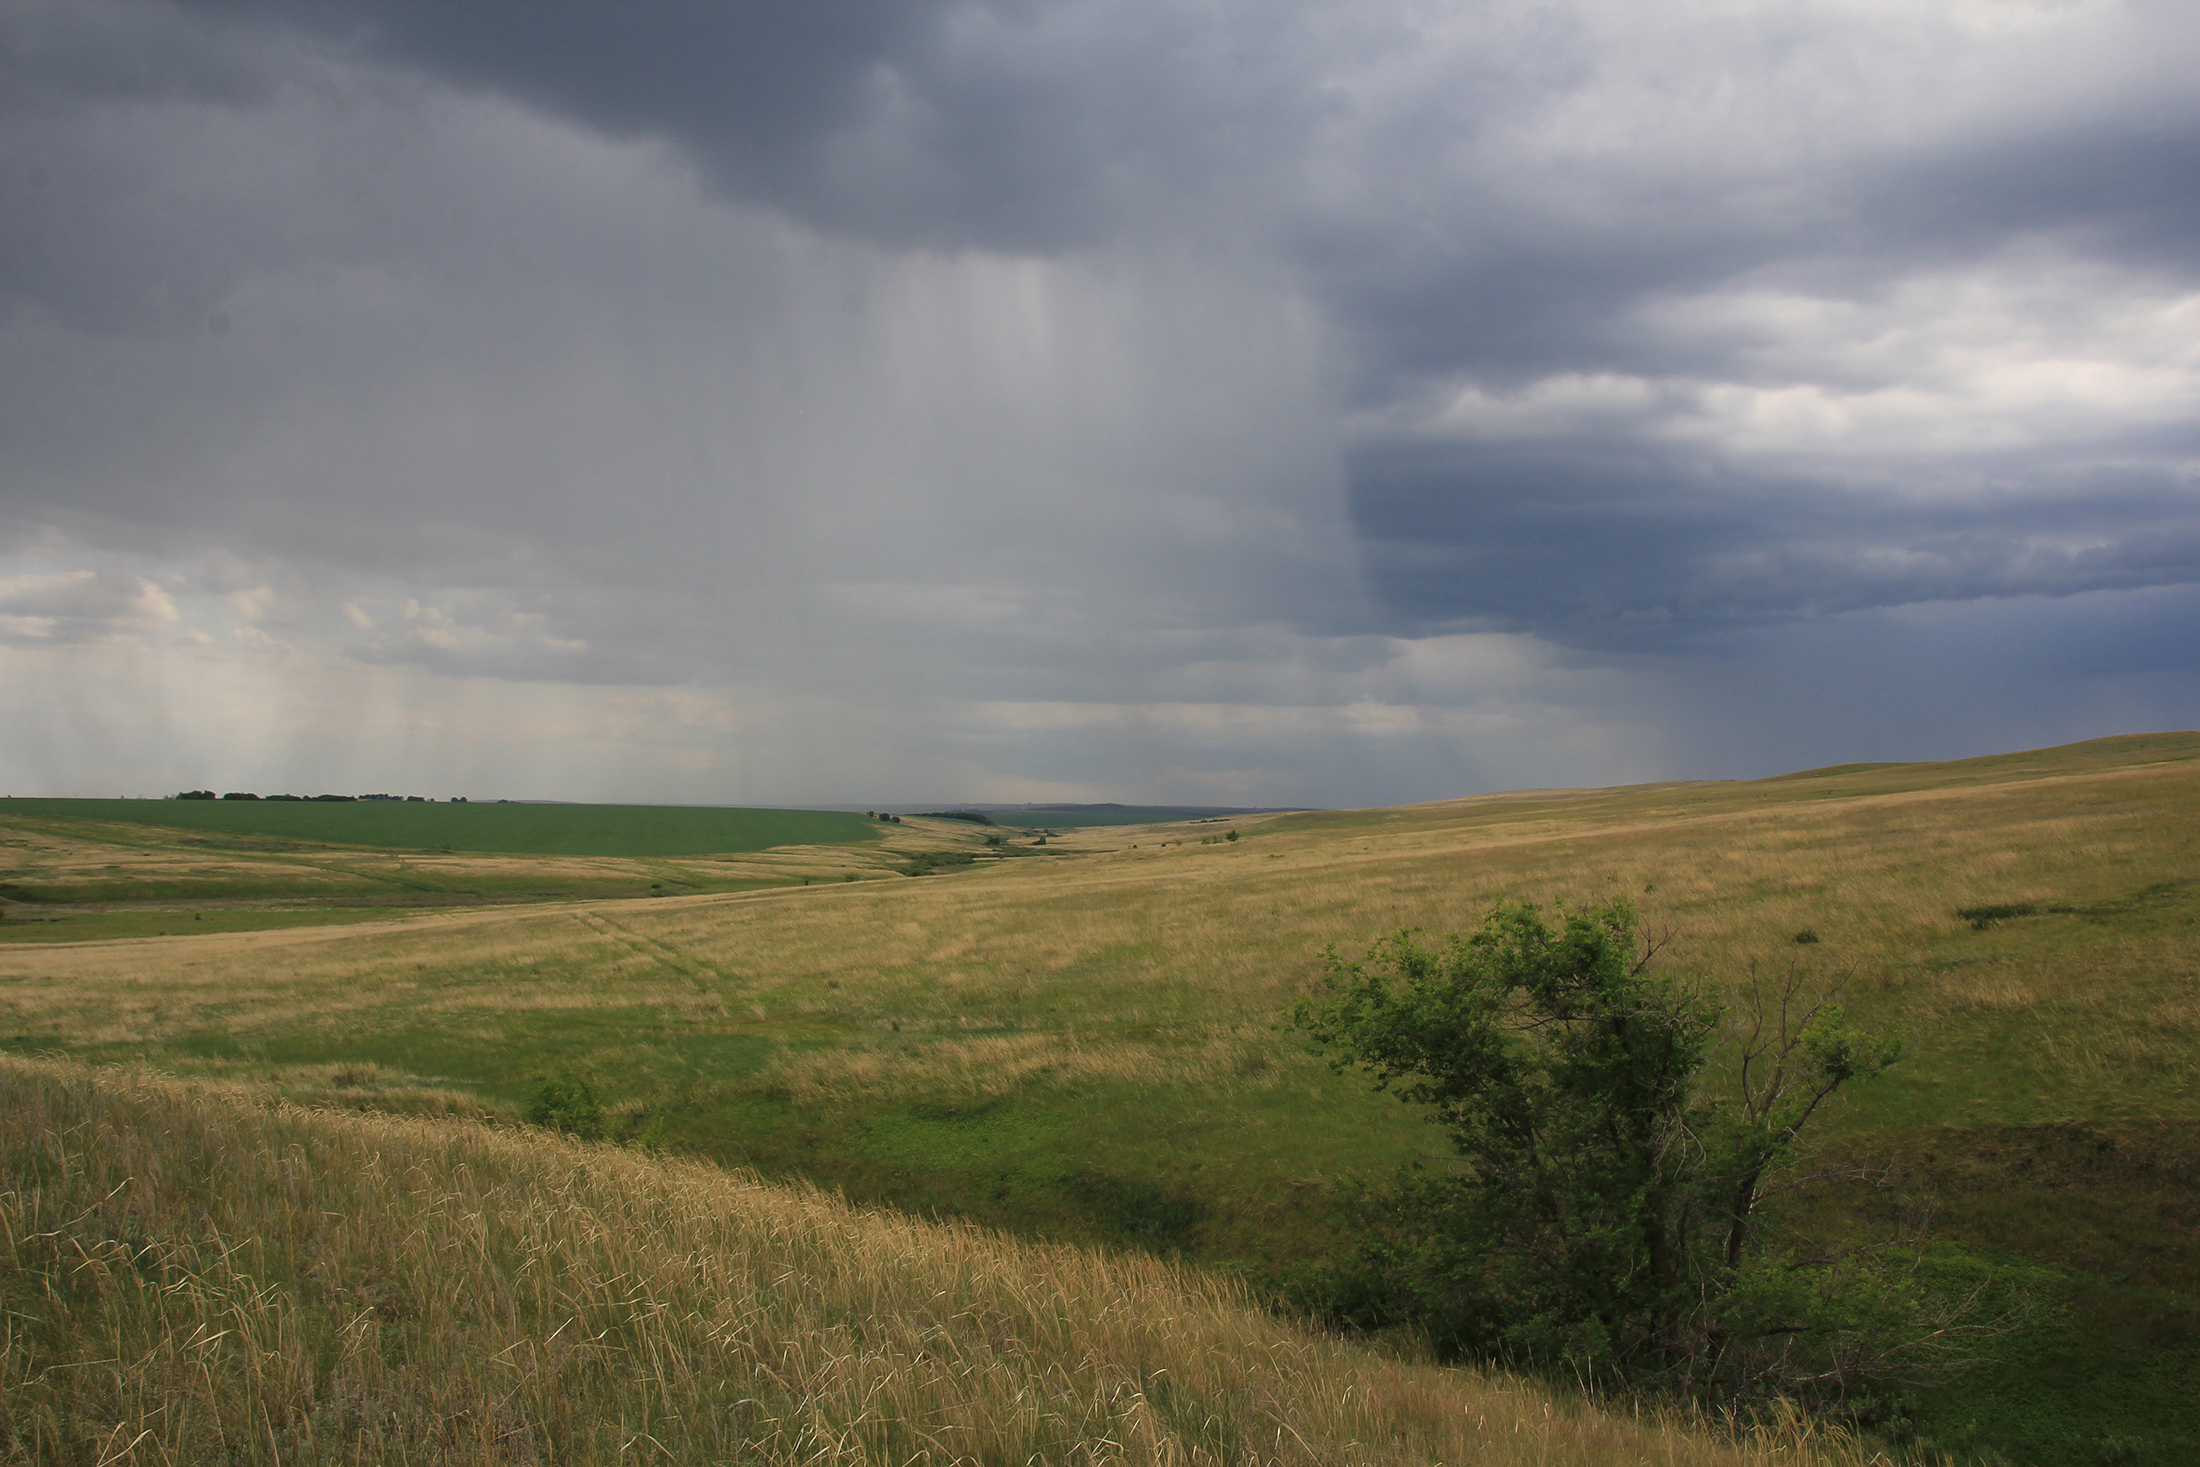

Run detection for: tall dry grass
[[2, 1057, 1900, 1466]]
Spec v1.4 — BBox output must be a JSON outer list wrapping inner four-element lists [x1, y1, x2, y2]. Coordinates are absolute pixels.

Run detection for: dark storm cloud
[[172, 0, 1314, 252], [1352, 439, 2200, 644], [177, 0, 939, 193], [1864, 120, 2200, 273], [0, 8, 483, 343], [1310, 98, 2200, 393], [5, 0, 2199, 803], [0, 0, 271, 113], [153, 0, 2200, 649]]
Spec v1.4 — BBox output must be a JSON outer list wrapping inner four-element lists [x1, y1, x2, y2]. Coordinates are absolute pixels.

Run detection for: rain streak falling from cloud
[[3, 0, 2196, 804]]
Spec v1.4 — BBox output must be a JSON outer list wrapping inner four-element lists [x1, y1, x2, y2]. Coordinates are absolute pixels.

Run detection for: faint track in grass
[[572, 908, 725, 988]]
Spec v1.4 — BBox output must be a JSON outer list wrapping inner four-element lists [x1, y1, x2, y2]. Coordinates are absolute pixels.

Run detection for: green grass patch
[[1798, 1121, 2200, 1467], [0, 798, 881, 857], [0, 906, 429, 943]]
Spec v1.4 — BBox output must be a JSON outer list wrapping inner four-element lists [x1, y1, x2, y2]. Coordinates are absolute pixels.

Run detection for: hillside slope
[[5, 731, 2197, 1462], [0, 1059, 1873, 1467]]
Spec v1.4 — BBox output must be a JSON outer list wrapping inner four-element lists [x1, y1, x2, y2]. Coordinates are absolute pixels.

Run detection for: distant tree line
[[174, 790, 461, 803]]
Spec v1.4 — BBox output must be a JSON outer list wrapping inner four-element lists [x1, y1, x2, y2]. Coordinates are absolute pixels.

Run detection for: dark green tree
[[1291, 898, 1949, 1403]]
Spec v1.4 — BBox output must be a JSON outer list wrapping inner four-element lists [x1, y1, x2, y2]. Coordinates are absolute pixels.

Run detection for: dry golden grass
[[4, 735, 2197, 1136], [0, 823, 367, 891], [763, 1027, 1278, 1109], [2, 1056, 1897, 1466]]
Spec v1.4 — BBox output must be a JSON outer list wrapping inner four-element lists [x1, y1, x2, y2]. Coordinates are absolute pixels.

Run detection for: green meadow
[[0, 797, 880, 858], [3, 732, 2197, 1465], [0, 798, 927, 925]]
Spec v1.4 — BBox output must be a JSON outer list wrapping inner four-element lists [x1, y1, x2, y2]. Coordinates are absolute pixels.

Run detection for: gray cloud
[[2, 0, 2197, 802], [169, 0, 1325, 253], [1350, 438, 2200, 643], [0, 565, 176, 644]]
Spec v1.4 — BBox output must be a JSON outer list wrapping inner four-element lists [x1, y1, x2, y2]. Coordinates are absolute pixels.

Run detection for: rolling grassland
[[3, 732, 2198, 1462], [0, 1059, 1880, 1467]]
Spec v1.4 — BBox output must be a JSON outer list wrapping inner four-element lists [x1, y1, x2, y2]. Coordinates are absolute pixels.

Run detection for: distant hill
[[880, 802, 1312, 828]]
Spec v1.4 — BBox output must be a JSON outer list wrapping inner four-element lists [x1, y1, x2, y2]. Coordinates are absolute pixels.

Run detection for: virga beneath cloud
[[3, 0, 2195, 804]]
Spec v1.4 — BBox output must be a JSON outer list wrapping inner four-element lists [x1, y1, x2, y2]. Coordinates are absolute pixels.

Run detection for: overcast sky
[[4, 0, 2196, 807]]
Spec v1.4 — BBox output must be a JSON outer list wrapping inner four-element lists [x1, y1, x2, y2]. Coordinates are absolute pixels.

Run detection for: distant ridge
[[1010, 802, 1305, 815], [835, 801, 1312, 828]]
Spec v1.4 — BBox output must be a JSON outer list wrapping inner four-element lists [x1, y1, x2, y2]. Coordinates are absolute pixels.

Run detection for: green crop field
[[0, 800, 948, 929], [0, 797, 880, 858], [4, 733, 2197, 1465]]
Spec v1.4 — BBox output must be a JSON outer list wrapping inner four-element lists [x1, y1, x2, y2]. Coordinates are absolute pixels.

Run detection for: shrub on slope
[[3, 1059, 1884, 1466]]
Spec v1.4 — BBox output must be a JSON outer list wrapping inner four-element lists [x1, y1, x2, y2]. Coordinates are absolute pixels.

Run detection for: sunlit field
[[4, 732, 2197, 1464]]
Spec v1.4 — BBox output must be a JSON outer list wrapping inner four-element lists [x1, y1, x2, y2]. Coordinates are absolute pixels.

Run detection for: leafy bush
[[1956, 902, 2036, 930], [904, 850, 979, 877], [523, 1070, 605, 1140], [1289, 899, 1992, 1406]]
